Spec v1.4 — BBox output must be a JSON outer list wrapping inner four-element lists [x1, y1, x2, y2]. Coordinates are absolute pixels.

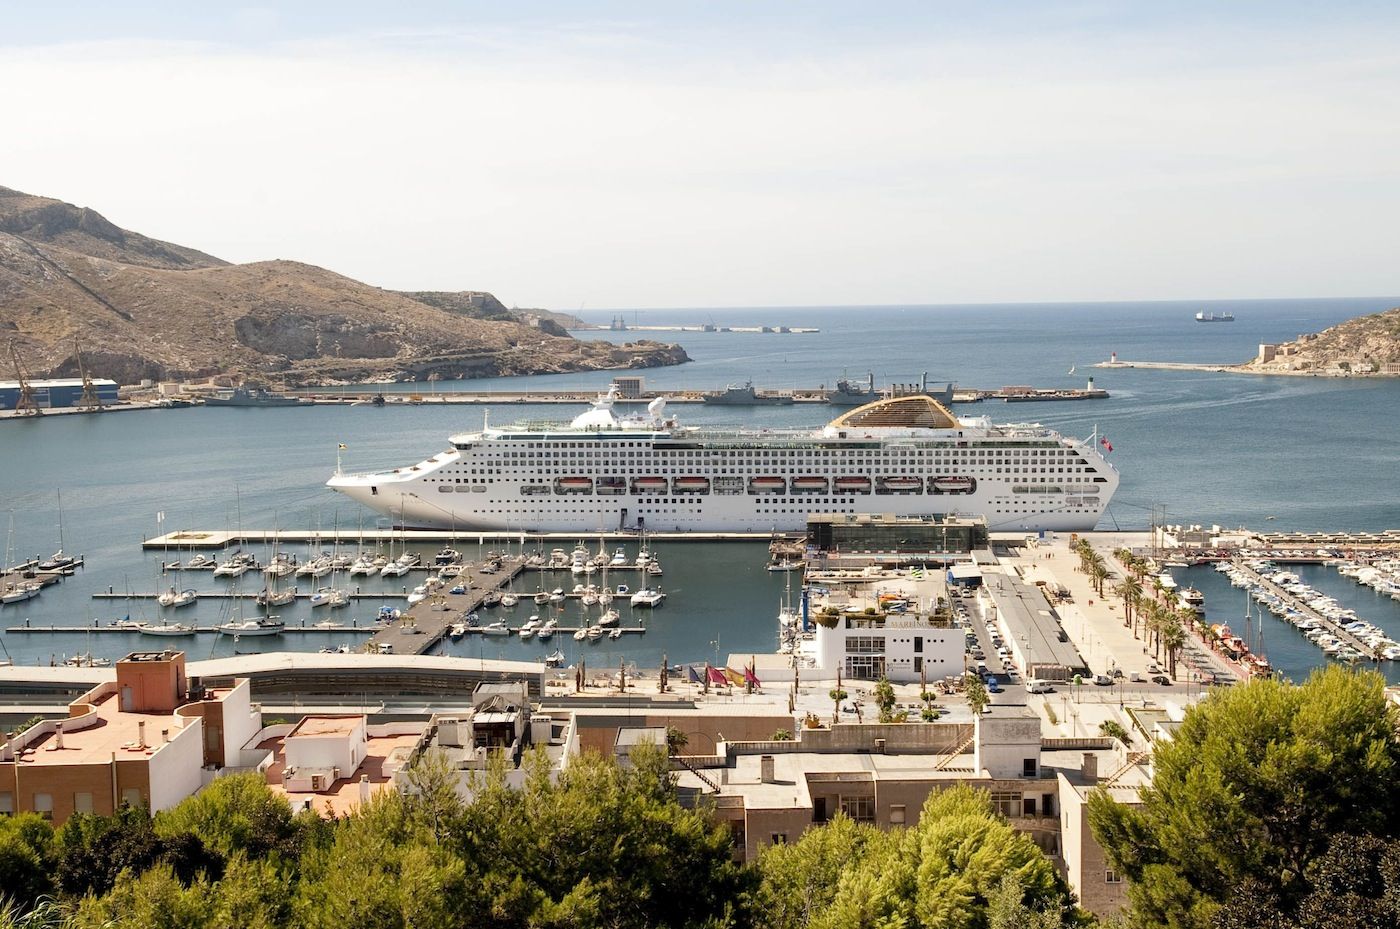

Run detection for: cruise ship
[[327, 390, 1119, 532]]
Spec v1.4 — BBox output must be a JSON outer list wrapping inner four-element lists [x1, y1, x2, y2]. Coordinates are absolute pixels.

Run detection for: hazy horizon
[[6, 2, 1399, 310]]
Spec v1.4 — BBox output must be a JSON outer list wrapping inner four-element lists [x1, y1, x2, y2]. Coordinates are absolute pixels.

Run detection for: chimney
[[161, 728, 170, 744], [359, 774, 371, 805], [138, 720, 147, 749], [54, 721, 64, 750], [1082, 752, 1098, 780], [760, 755, 776, 784]]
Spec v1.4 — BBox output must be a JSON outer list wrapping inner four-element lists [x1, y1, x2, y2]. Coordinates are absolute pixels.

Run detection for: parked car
[[1151, 674, 1172, 686], [1093, 673, 1113, 686], [1027, 679, 1053, 694]]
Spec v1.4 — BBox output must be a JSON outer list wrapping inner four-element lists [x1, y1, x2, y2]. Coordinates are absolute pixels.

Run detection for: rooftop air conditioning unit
[[437, 718, 463, 747]]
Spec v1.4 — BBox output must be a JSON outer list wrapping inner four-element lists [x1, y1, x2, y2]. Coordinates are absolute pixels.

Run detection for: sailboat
[[257, 517, 296, 607], [37, 490, 77, 572], [2, 513, 41, 605], [778, 573, 800, 630]]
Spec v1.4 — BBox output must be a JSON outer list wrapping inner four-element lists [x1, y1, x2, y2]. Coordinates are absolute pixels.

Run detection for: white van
[[1026, 679, 1054, 694]]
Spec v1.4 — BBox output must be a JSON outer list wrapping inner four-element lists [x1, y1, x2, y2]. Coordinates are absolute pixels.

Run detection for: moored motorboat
[[630, 588, 666, 607]]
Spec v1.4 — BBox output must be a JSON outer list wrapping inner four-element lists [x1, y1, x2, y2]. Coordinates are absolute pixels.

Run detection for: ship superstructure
[[327, 390, 1118, 532]]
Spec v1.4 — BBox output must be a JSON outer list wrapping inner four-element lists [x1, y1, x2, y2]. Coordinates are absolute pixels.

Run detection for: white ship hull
[[327, 392, 1119, 534]]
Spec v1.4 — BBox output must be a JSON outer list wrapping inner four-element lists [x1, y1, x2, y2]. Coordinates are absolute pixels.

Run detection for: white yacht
[[217, 617, 285, 637], [327, 390, 1118, 532]]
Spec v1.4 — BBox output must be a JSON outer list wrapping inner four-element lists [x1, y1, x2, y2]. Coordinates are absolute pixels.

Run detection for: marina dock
[[365, 556, 525, 655], [144, 529, 788, 550], [290, 385, 1108, 405], [1229, 559, 1380, 660], [1, 557, 84, 590]]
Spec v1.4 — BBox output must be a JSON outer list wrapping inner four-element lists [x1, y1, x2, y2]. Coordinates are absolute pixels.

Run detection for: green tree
[[965, 674, 989, 715], [399, 747, 464, 844], [829, 686, 849, 723], [666, 725, 691, 755], [0, 814, 55, 914], [757, 813, 880, 929], [874, 677, 897, 723], [1114, 577, 1143, 629], [154, 773, 302, 862], [763, 786, 1069, 929], [0, 897, 70, 929], [1089, 666, 1400, 929], [449, 746, 752, 929]]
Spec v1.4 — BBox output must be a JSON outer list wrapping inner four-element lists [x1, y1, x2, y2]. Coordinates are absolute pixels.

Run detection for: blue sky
[[3, 2, 1399, 308]]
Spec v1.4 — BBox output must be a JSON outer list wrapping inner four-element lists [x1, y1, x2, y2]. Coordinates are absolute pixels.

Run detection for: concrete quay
[[365, 557, 527, 655], [144, 529, 785, 549], [1001, 532, 1244, 689]]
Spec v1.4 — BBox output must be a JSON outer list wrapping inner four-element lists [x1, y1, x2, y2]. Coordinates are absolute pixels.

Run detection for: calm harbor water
[[3, 297, 1399, 675]]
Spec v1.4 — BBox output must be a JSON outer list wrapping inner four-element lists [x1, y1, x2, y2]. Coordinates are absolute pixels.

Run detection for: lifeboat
[[833, 476, 871, 494], [597, 476, 627, 495], [748, 476, 786, 494], [790, 476, 829, 494], [673, 476, 711, 494], [555, 477, 594, 494], [930, 475, 977, 495], [631, 476, 668, 494], [876, 476, 923, 494]]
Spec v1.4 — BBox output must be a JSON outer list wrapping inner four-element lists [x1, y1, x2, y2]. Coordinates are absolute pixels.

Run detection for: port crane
[[7, 340, 41, 416], [73, 338, 105, 412]]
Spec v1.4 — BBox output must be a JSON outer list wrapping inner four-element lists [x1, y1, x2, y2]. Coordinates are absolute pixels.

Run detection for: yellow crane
[[7, 340, 41, 416], [73, 338, 105, 413]]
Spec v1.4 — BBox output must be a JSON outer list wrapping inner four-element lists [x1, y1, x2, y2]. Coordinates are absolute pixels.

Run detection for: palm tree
[[1118, 575, 1143, 626], [1089, 560, 1110, 598], [1161, 619, 1188, 678], [1143, 601, 1168, 655]]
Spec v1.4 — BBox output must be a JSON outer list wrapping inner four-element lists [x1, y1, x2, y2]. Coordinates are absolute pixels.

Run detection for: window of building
[[1023, 757, 1038, 778], [32, 793, 53, 820], [840, 796, 876, 823], [74, 792, 94, 814], [1106, 869, 1123, 884], [1022, 797, 1038, 817], [0, 792, 12, 816], [121, 788, 143, 809], [990, 791, 1020, 818], [889, 804, 906, 825], [770, 833, 787, 845]]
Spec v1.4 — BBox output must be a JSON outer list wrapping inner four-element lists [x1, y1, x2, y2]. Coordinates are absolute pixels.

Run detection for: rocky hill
[[0, 186, 687, 385], [1243, 307, 1400, 375]]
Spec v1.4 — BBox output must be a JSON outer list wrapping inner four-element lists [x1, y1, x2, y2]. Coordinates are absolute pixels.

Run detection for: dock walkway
[[367, 557, 527, 655], [1230, 560, 1380, 660], [144, 530, 785, 549]]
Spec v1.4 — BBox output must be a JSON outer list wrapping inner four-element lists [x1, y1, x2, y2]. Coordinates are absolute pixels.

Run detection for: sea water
[[2, 297, 1398, 675]]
